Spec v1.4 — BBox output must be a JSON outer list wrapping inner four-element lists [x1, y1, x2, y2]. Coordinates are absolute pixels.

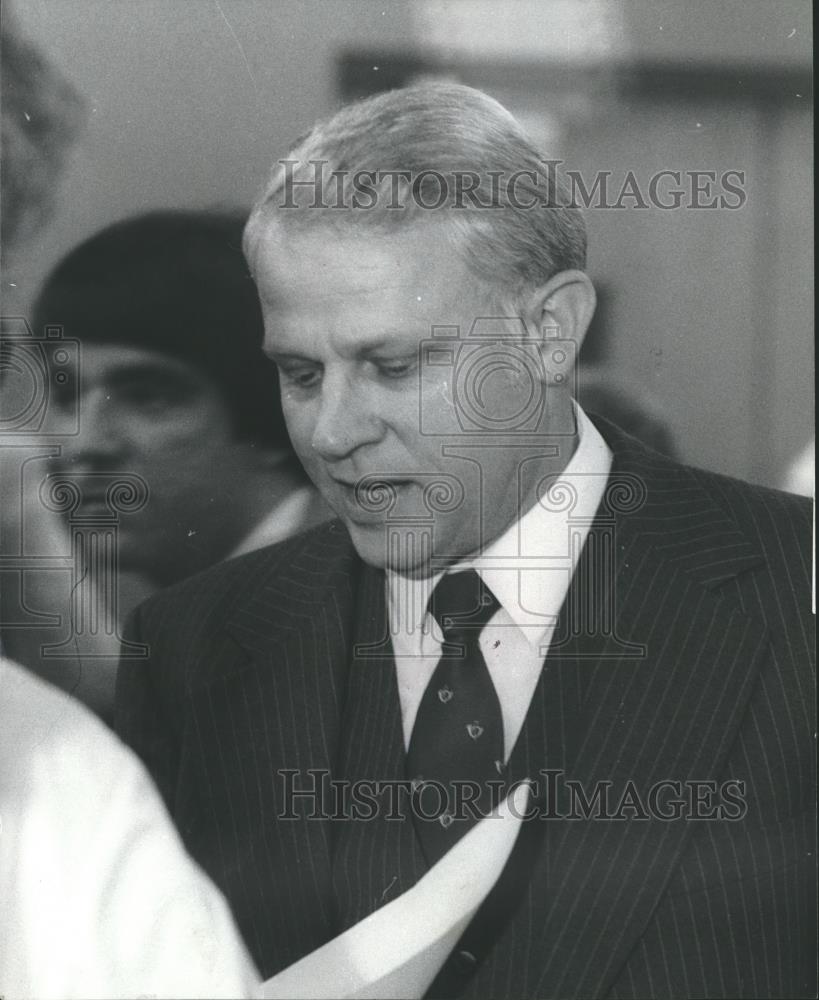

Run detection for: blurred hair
[[244, 82, 586, 305], [32, 210, 289, 450], [0, 11, 85, 250]]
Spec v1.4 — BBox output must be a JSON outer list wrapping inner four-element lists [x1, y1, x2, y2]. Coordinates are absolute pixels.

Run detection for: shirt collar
[[386, 405, 612, 646]]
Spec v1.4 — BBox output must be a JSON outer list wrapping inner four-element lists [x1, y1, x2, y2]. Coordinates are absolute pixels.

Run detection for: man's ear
[[520, 270, 597, 380]]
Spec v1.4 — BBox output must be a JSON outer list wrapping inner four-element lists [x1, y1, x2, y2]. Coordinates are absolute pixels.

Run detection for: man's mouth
[[332, 476, 414, 522]]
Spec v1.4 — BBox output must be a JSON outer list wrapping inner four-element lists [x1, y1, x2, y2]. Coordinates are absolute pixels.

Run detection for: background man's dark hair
[[32, 209, 287, 449]]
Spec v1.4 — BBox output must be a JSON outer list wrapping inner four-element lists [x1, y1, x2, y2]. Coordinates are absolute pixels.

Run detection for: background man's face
[[47, 343, 263, 581], [254, 221, 555, 575]]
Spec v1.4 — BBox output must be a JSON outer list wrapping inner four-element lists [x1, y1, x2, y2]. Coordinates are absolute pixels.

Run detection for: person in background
[[0, 655, 261, 999], [577, 373, 678, 458], [3, 210, 329, 718], [0, 7, 83, 252], [0, 14, 259, 998], [34, 209, 329, 588], [782, 438, 814, 497]]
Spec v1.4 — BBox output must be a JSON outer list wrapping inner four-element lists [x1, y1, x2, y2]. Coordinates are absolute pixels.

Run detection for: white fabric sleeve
[[0, 658, 261, 999]]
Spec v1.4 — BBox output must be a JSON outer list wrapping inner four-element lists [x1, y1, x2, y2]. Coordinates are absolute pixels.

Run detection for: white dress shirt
[[388, 406, 612, 762]]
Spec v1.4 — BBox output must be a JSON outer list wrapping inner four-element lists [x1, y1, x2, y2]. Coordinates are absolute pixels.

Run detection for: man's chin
[[344, 519, 441, 577]]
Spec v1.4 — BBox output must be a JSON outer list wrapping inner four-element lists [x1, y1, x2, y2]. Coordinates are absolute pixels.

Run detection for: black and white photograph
[[0, 2, 814, 997]]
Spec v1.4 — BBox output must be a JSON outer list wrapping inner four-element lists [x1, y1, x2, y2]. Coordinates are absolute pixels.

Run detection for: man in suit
[[3, 211, 329, 718], [116, 83, 816, 998], [32, 210, 329, 590], [0, 25, 258, 997]]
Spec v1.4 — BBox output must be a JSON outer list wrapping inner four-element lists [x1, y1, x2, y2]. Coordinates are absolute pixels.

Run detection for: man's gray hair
[[244, 82, 586, 304]]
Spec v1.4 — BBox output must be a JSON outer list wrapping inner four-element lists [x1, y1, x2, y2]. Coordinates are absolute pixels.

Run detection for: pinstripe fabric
[[117, 520, 358, 976], [116, 419, 816, 996]]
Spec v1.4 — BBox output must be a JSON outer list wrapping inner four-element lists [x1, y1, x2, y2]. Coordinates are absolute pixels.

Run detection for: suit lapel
[[222, 520, 358, 775], [182, 522, 359, 975], [473, 423, 771, 999]]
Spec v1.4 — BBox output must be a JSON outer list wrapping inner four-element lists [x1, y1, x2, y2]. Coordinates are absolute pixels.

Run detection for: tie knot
[[428, 570, 500, 641]]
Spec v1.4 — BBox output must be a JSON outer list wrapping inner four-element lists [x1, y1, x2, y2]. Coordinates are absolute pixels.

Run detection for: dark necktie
[[406, 569, 505, 866]]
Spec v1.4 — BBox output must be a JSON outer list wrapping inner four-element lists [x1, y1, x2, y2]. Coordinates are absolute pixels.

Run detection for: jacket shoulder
[[687, 464, 812, 545], [597, 413, 812, 549], [682, 466, 814, 638], [131, 519, 354, 636]]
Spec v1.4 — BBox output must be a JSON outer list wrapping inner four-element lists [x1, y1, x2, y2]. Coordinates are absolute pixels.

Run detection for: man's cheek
[[281, 406, 313, 452], [290, 435, 319, 474], [293, 448, 328, 493]]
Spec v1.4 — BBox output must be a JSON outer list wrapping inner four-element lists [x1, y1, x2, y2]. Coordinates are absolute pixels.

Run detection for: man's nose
[[58, 392, 127, 467], [310, 372, 385, 461]]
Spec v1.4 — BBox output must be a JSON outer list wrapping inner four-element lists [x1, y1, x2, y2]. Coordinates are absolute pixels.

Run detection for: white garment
[[230, 486, 317, 558], [0, 657, 260, 1000], [782, 438, 814, 498], [389, 405, 612, 760]]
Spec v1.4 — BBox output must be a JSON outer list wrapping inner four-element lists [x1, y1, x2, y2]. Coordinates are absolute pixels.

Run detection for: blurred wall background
[[2, 0, 813, 489]]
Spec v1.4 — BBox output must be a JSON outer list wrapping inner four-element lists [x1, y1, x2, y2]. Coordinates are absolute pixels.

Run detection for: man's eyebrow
[[359, 330, 421, 355], [263, 348, 311, 363], [264, 329, 422, 362], [102, 363, 199, 385]]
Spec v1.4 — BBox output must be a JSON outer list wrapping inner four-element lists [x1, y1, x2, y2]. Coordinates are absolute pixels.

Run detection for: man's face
[[47, 343, 265, 582], [253, 222, 557, 576]]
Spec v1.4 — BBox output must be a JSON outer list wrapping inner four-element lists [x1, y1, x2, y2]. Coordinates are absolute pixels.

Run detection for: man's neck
[[391, 396, 582, 582]]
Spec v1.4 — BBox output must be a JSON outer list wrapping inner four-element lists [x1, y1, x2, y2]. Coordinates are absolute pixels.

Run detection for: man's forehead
[[255, 223, 398, 287], [253, 219, 498, 341], [254, 215, 474, 282]]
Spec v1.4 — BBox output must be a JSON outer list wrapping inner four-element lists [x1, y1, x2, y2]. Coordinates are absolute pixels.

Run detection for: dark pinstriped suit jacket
[[116, 419, 816, 998]]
